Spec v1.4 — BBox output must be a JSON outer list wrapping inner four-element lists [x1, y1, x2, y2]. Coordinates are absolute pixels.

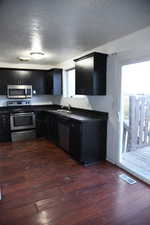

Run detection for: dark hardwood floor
[[0, 139, 150, 225]]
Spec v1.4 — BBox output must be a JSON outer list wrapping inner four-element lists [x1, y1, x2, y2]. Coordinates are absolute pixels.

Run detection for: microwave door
[[8, 88, 26, 98], [7, 85, 32, 99]]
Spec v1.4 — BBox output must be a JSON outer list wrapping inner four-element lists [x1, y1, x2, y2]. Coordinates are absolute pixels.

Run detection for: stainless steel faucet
[[68, 104, 71, 111]]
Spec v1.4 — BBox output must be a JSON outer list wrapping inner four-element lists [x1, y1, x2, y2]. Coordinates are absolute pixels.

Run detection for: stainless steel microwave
[[7, 85, 32, 99]]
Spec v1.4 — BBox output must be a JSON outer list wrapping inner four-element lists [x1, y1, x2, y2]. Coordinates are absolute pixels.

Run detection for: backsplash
[[0, 96, 8, 106], [0, 95, 53, 106], [0, 94, 112, 114], [31, 95, 53, 105], [50, 95, 112, 113]]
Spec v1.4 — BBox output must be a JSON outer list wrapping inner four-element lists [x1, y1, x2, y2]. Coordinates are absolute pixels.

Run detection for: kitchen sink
[[56, 109, 72, 114]]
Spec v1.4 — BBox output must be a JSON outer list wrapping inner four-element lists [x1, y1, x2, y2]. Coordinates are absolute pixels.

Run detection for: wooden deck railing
[[123, 95, 150, 152]]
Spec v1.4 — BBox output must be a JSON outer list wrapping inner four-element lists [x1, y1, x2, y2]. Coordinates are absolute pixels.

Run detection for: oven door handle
[[11, 112, 35, 117]]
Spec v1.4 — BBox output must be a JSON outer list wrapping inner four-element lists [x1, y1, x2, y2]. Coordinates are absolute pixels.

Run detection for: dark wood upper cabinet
[[74, 52, 107, 95], [45, 69, 62, 95], [0, 68, 47, 95], [0, 68, 62, 96], [27, 70, 47, 95]]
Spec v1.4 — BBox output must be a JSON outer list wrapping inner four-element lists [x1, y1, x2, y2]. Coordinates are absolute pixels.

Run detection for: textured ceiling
[[0, 0, 150, 67]]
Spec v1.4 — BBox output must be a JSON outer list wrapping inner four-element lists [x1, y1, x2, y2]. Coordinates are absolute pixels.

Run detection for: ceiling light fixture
[[30, 51, 45, 59]]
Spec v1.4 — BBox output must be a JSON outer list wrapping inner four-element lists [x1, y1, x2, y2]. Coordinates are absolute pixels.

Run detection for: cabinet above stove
[[0, 68, 62, 96]]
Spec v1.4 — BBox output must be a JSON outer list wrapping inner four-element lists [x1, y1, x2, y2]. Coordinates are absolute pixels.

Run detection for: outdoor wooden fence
[[123, 95, 150, 152]]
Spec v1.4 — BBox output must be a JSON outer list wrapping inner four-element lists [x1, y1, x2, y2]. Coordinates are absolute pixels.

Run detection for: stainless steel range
[[8, 100, 36, 142]]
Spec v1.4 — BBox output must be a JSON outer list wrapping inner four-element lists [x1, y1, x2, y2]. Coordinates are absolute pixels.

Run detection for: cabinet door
[[75, 57, 93, 95], [45, 69, 62, 95], [70, 120, 81, 161], [0, 113, 10, 142], [2, 69, 32, 86], [46, 114, 58, 143], [29, 70, 46, 95], [75, 52, 107, 95], [81, 121, 107, 164], [45, 72, 53, 95], [9, 70, 32, 85], [0, 72, 8, 95], [36, 111, 47, 137], [0, 69, 24, 95]]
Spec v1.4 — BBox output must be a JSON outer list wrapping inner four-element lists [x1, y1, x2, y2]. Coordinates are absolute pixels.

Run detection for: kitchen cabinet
[[45, 110, 107, 165], [45, 69, 62, 95], [46, 113, 58, 143], [70, 120, 107, 165], [57, 116, 70, 153], [27, 70, 47, 95], [0, 68, 47, 95], [0, 112, 10, 142], [36, 111, 47, 137], [70, 120, 81, 161], [74, 52, 107, 95]]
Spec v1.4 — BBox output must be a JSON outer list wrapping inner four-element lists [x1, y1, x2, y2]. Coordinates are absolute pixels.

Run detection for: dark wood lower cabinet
[[36, 111, 47, 137], [44, 112, 107, 165], [70, 120, 107, 165], [0, 113, 10, 142], [70, 120, 81, 161], [45, 113, 58, 143]]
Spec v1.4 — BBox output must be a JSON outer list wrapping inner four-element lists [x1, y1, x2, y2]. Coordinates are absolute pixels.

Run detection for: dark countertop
[[44, 109, 106, 122], [0, 104, 57, 113], [0, 104, 108, 122]]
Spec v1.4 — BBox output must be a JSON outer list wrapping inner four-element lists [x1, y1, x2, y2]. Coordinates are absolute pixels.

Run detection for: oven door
[[10, 112, 36, 131]]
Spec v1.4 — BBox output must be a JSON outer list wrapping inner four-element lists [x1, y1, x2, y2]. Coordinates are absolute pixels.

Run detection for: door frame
[[115, 52, 150, 184]]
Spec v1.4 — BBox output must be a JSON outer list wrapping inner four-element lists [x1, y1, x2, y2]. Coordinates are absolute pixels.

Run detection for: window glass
[[67, 69, 75, 97], [66, 69, 84, 98]]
